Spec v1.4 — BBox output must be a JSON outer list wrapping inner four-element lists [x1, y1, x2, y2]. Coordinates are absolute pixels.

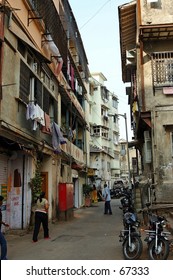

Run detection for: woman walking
[[32, 191, 49, 242]]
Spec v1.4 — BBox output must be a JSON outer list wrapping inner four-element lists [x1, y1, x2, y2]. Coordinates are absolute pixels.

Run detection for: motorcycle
[[143, 203, 171, 259], [119, 211, 143, 260], [119, 189, 134, 213], [110, 186, 124, 199]]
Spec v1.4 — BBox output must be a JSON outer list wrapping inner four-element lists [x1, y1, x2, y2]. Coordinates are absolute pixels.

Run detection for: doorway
[[41, 172, 48, 199]]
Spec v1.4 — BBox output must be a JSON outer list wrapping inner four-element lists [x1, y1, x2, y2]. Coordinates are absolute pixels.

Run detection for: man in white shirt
[[102, 183, 112, 215]]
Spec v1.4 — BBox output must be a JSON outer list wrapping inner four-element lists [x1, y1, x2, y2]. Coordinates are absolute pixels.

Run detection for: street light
[[108, 112, 131, 189]]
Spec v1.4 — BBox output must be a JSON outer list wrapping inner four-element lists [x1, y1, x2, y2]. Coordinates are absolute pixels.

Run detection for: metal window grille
[[152, 52, 173, 87]]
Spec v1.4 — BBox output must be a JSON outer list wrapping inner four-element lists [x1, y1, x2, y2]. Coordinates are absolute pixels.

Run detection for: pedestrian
[[91, 184, 98, 203], [0, 195, 9, 260], [32, 191, 49, 242], [102, 183, 112, 215]]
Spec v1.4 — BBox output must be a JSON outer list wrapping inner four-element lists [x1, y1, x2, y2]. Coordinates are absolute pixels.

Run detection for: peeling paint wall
[[141, 0, 173, 25]]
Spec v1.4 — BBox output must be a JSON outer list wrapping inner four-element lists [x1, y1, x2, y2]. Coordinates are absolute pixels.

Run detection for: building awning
[[9, 21, 51, 64], [128, 140, 140, 148], [71, 161, 85, 171], [118, 1, 136, 83], [90, 145, 103, 153], [139, 23, 173, 42], [141, 111, 151, 128], [136, 111, 151, 139]]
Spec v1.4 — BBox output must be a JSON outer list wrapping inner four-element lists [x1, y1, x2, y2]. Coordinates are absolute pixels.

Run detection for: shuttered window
[[35, 79, 42, 107], [43, 86, 50, 114], [20, 60, 58, 121], [19, 60, 30, 103]]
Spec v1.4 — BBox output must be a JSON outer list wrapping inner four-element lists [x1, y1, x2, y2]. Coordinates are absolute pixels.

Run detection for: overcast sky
[[69, 0, 133, 140]]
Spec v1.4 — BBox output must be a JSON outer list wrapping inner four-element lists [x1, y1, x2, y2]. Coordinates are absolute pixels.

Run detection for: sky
[[69, 0, 133, 140]]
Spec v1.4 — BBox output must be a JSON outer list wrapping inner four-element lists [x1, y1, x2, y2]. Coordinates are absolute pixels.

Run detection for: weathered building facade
[[119, 0, 173, 204], [0, 0, 89, 229]]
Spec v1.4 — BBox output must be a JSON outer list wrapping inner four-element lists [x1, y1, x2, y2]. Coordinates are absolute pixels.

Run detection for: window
[[41, 69, 51, 88], [101, 127, 109, 139], [112, 97, 118, 109], [114, 152, 119, 160], [107, 162, 110, 171], [171, 132, 173, 157], [93, 126, 100, 136], [101, 106, 108, 121], [28, 0, 39, 11], [132, 157, 137, 174], [101, 86, 109, 101], [113, 115, 119, 125], [113, 133, 119, 145], [19, 60, 30, 103], [152, 52, 173, 87], [19, 60, 58, 122], [101, 159, 105, 170], [18, 40, 26, 57]]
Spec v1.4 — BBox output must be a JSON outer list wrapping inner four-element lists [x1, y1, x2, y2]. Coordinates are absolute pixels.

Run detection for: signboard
[[87, 168, 95, 176], [163, 87, 173, 95]]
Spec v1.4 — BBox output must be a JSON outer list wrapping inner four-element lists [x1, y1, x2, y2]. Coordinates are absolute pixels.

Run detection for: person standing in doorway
[[102, 183, 112, 215], [32, 191, 49, 242], [0, 195, 9, 260]]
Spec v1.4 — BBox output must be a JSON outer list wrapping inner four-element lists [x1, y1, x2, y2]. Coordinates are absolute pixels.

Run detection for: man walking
[[102, 183, 112, 215]]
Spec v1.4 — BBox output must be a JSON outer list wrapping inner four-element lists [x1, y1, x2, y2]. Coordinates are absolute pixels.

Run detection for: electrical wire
[[79, 0, 112, 30]]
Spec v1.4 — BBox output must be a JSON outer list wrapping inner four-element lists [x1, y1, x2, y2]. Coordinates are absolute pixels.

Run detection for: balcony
[[61, 139, 84, 164]]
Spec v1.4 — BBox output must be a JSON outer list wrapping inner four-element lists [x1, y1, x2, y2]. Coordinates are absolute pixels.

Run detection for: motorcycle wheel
[[123, 236, 143, 260], [148, 238, 170, 260]]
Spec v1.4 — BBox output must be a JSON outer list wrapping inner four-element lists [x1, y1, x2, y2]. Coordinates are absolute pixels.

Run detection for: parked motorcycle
[[119, 211, 143, 260], [110, 186, 124, 199], [143, 202, 171, 260], [119, 189, 134, 213]]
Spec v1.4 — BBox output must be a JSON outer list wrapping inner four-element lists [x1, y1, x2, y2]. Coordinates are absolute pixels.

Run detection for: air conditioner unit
[[144, 130, 150, 140]]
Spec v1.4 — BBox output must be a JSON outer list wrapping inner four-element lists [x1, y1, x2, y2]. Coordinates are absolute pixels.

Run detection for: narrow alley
[[5, 199, 173, 260]]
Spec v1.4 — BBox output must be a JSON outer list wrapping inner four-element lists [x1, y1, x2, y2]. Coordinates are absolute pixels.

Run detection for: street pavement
[[5, 199, 173, 260]]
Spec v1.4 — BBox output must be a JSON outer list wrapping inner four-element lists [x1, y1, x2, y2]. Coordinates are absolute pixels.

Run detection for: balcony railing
[[61, 139, 84, 164]]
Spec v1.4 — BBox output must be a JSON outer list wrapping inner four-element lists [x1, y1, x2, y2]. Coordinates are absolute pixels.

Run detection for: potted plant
[[29, 160, 43, 227], [83, 184, 92, 207]]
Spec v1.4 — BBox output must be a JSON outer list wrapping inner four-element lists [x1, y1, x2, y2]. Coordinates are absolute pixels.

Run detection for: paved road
[[5, 199, 173, 260]]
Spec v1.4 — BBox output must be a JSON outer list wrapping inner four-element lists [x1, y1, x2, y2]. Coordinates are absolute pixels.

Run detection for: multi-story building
[[118, 0, 173, 203], [0, 0, 89, 229], [88, 72, 120, 189], [119, 138, 141, 180]]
